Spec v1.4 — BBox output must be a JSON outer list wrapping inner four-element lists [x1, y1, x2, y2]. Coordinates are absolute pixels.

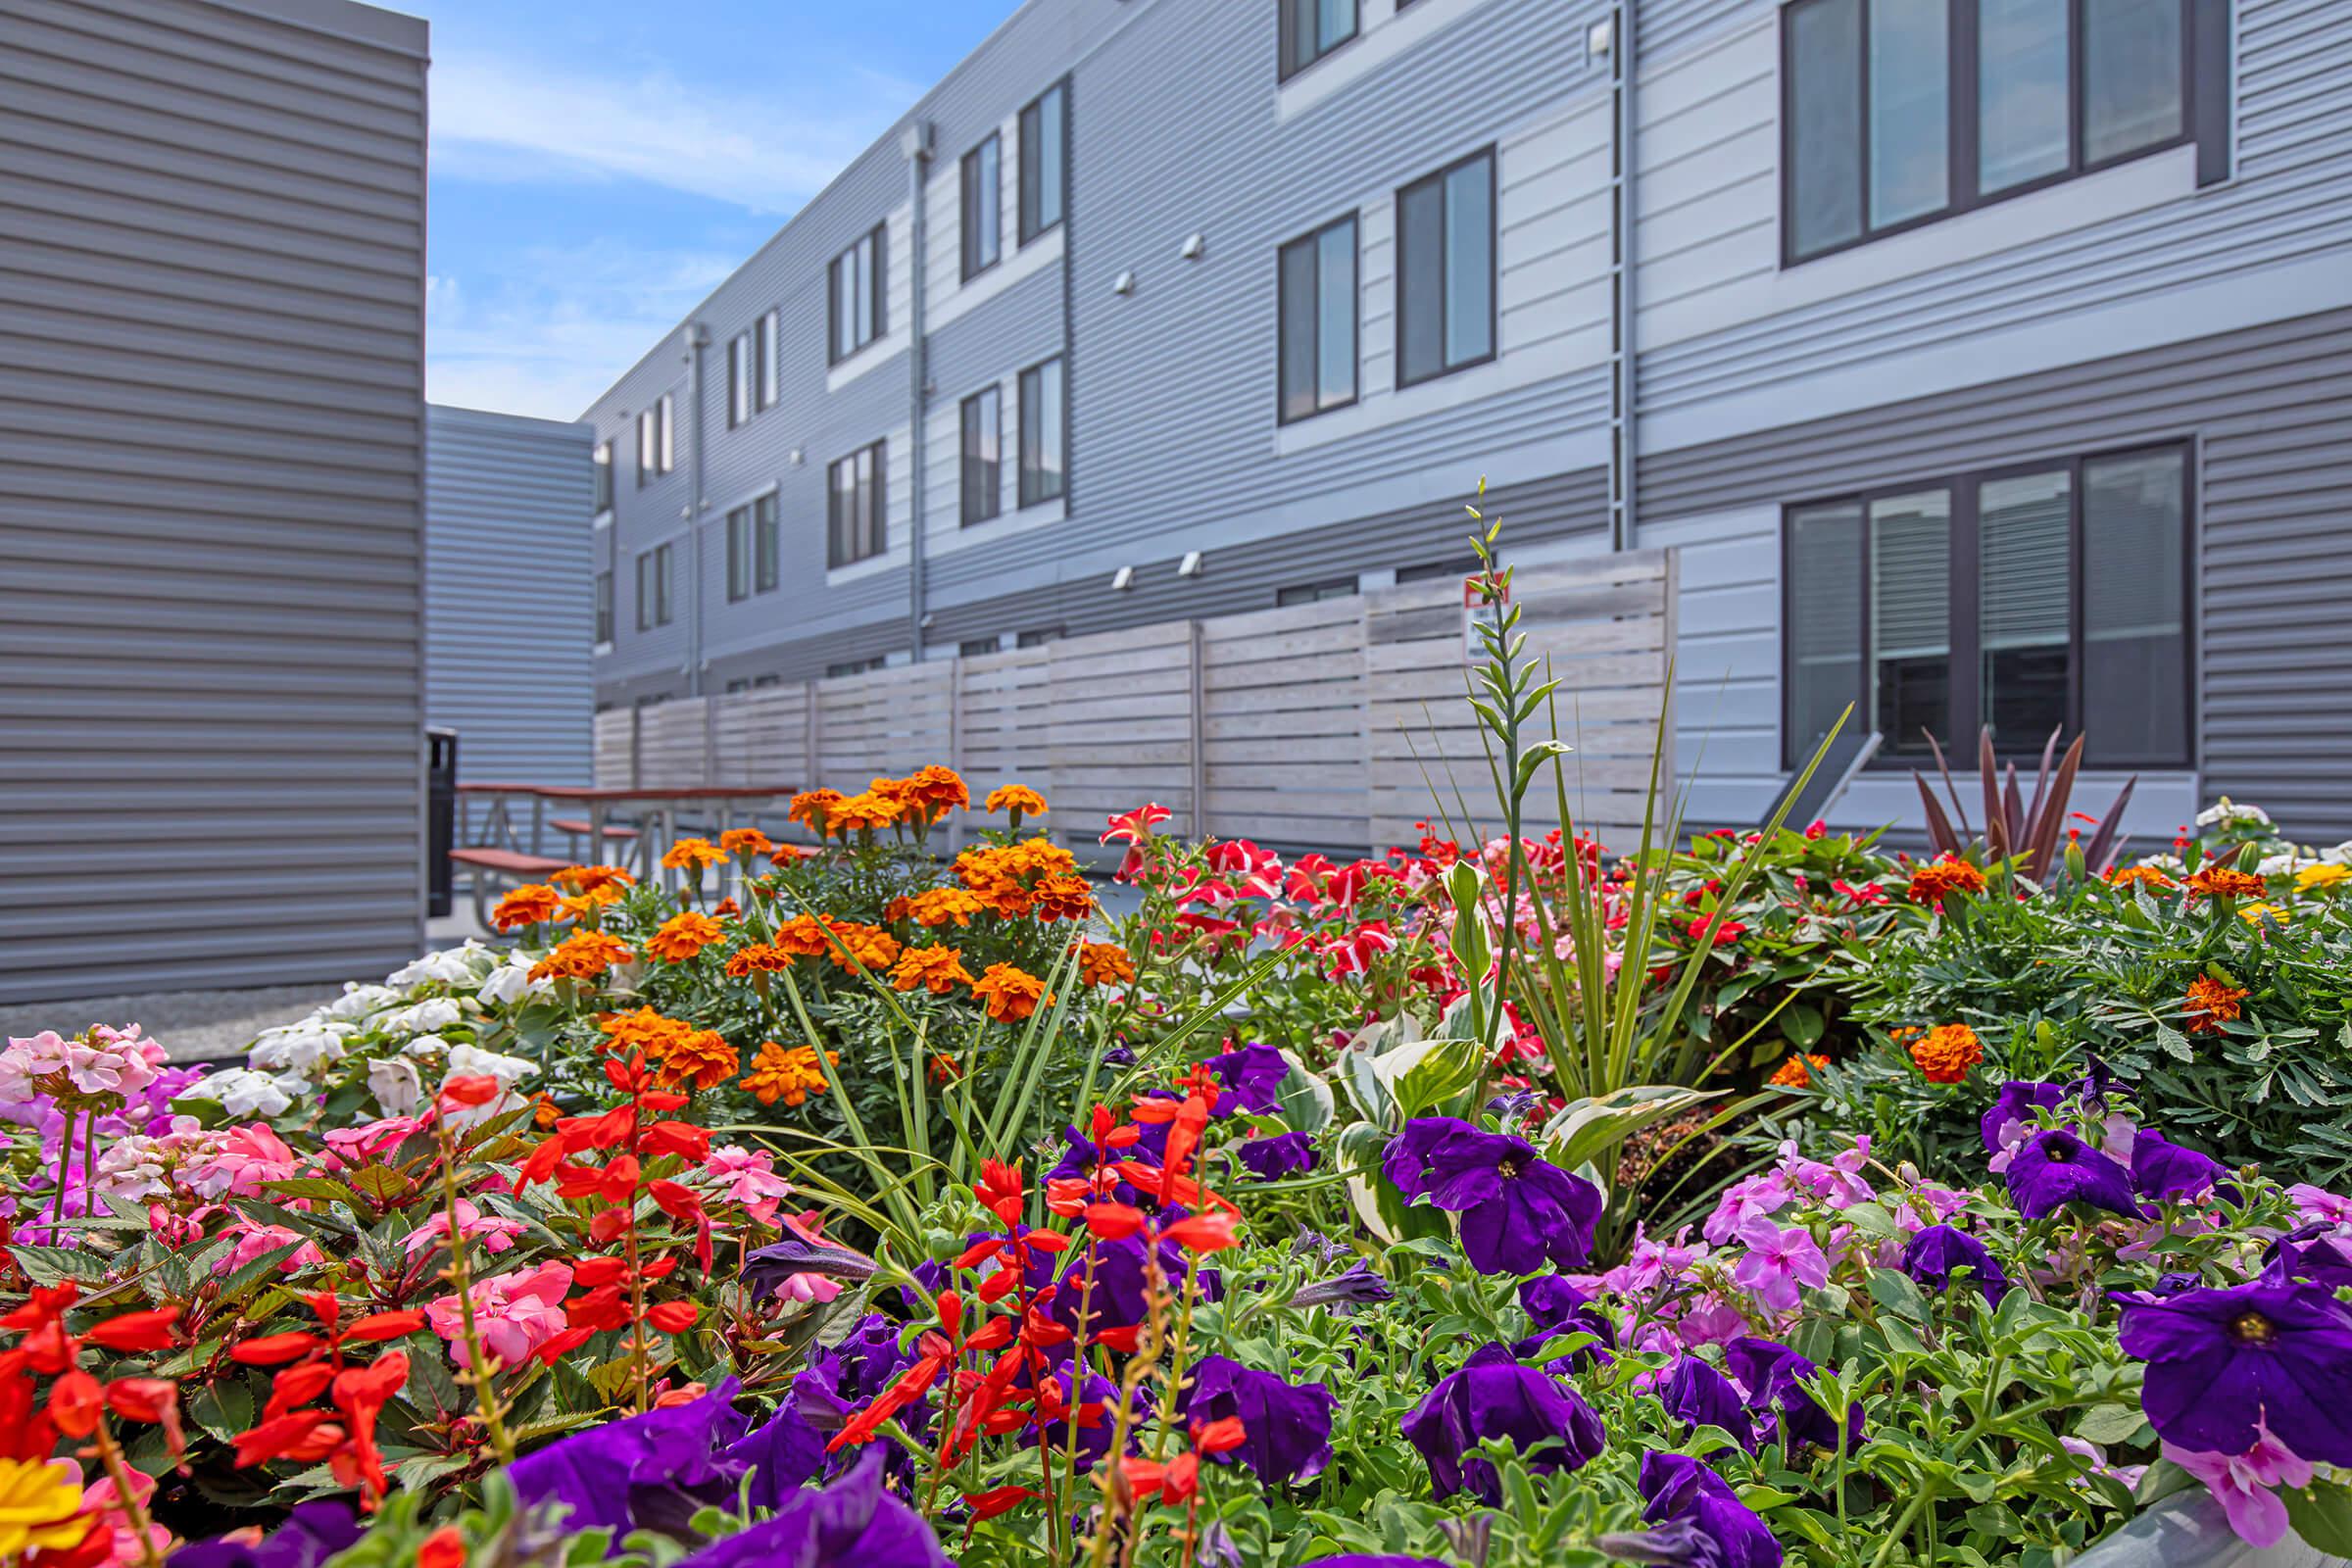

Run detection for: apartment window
[[1017, 357, 1065, 509], [658, 395, 673, 472], [1396, 149, 1495, 388], [828, 442, 886, 567], [1019, 81, 1068, 244], [727, 332, 753, 428], [1278, 215, 1358, 423], [594, 570, 613, 644], [961, 133, 1003, 280], [1783, 444, 2189, 768], [1783, 0, 2203, 264], [960, 385, 1003, 525], [1016, 626, 1064, 649], [593, 441, 614, 513], [758, 310, 780, 410], [1396, 556, 1482, 584], [959, 636, 1004, 659], [635, 544, 672, 630], [1275, 575, 1359, 607], [829, 225, 886, 364], [827, 655, 890, 678], [1279, 0, 1359, 79], [725, 502, 775, 602], [634, 395, 673, 486]]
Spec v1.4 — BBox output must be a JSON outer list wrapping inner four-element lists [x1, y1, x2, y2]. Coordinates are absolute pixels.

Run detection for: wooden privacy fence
[[594, 550, 1678, 856]]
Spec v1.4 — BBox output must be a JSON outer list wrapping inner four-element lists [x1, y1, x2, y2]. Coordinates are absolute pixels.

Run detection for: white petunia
[[199, 1067, 295, 1118], [248, 1023, 351, 1075], [478, 957, 550, 1006], [401, 1033, 453, 1059], [368, 1056, 424, 1116], [389, 943, 498, 988], [448, 1041, 535, 1088], [383, 998, 464, 1036], [2256, 854, 2303, 878]]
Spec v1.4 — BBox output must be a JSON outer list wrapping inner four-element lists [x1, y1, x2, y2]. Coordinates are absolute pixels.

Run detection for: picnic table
[[452, 782, 801, 921]]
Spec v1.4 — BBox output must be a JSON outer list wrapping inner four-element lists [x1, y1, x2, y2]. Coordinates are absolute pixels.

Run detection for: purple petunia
[[2117, 1277, 2352, 1465], [1202, 1043, 1291, 1113], [1901, 1224, 2010, 1305], [2004, 1128, 2143, 1219], [1513, 1275, 1616, 1369], [1660, 1354, 1757, 1449], [1638, 1452, 1784, 1568], [1401, 1343, 1606, 1504], [1235, 1130, 1318, 1180], [167, 1501, 360, 1568], [2130, 1132, 2229, 1204], [1726, 1338, 1862, 1454], [2268, 1226, 2352, 1292], [1181, 1354, 1338, 1486], [1980, 1081, 2064, 1155], [675, 1448, 950, 1568], [1385, 1117, 1604, 1276]]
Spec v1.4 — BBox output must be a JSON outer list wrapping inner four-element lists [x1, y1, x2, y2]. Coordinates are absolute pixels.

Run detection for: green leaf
[[1866, 1266, 1930, 1325], [9, 1245, 117, 1286], [1382, 1036, 1485, 1122], [2071, 1403, 2148, 1446], [2283, 1478, 2352, 1557], [1538, 1084, 1724, 1176]]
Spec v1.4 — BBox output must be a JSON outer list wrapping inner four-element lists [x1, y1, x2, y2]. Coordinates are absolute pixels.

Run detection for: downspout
[[686, 320, 710, 693], [1608, 1, 1640, 553], [904, 120, 934, 660]]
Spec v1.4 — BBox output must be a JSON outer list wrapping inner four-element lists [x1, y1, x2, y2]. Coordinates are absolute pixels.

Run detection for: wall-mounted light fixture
[[1587, 17, 1614, 61], [1110, 565, 1135, 591], [1179, 233, 1204, 261], [1177, 551, 1203, 577], [1112, 270, 1136, 296]]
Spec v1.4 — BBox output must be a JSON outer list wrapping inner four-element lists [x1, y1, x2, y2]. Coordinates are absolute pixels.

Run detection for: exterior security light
[[1588, 18, 1614, 61], [1180, 233, 1204, 260], [1112, 270, 1136, 295], [1110, 565, 1135, 591], [1177, 551, 1203, 577]]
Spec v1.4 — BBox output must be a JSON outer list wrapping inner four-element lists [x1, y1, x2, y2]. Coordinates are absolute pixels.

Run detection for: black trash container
[[426, 728, 459, 918]]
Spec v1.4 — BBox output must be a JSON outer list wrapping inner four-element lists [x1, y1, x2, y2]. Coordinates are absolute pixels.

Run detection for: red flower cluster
[[229, 1293, 420, 1507]]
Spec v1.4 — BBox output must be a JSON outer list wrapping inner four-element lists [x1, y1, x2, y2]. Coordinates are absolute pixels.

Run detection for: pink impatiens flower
[[426, 1260, 573, 1368], [402, 1198, 526, 1258], [699, 1146, 795, 1218], [2165, 1428, 2314, 1548], [188, 1124, 300, 1200], [1732, 1215, 1831, 1314]]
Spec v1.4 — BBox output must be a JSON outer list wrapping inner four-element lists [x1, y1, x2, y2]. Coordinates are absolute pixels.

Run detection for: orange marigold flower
[[2186, 866, 2267, 899], [492, 883, 566, 930], [887, 765, 970, 819], [827, 791, 904, 836], [1909, 1023, 1984, 1085], [771, 914, 833, 957], [1907, 857, 1986, 905], [553, 864, 635, 895], [597, 1005, 691, 1056], [531, 1092, 563, 1130], [561, 889, 620, 922], [662, 837, 729, 871], [971, 962, 1050, 1024], [1768, 1053, 1830, 1089], [826, 921, 902, 972], [890, 944, 976, 996], [718, 828, 775, 858], [723, 943, 793, 977], [905, 887, 987, 928], [1031, 873, 1096, 923], [1077, 943, 1136, 987], [645, 910, 725, 963], [2107, 864, 2175, 890], [787, 789, 845, 834], [770, 843, 815, 865], [2182, 974, 2249, 1034], [530, 929, 633, 982], [653, 1028, 740, 1092], [985, 784, 1048, 818], [741, 1041, 836, 1107]]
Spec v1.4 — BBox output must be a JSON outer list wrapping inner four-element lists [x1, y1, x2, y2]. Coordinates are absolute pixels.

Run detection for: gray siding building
[[583, 0, 2352, 840], [424, 405, 596, 785], [0, 0, 429, 1004]]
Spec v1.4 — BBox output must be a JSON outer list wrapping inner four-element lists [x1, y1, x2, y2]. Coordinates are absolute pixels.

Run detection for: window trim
[[1778, 0, 2210, 269], [960, 384, 1004, 526], [1277, 0, 1362, 82], [961, 132, 1004, 282], [1018, 79, 1068, 246], [827, 441, 888, 568], [1777, 438, 2196, 771], [827, 224, 887, 366], [1016, 355, 1067, 511], [1394, 146, 1499, 390], [1276, 213, 1360, 426]]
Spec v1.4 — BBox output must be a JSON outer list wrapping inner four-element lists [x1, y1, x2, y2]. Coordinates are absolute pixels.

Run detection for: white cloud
[[429, 51, 922, 214]]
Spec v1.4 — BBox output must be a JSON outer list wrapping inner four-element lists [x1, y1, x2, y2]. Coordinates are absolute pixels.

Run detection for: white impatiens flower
[[368, 1056, 424, 1116], [2323, 842, 2352, 866], [2135, 854, 2186, 874], [382, 998, 464, 1037], [401, 1033, 454, 1059], [388, 943, 498, 988], [199, 1067, 295, 1118], [477, 956, 550, 1006], [2195, 797, 2272, 829], [2256, 853, 2304, 878], [326, 984, 399, 1020], [447, 1041, 535, 1089], [248, 1022, 351, 1075]]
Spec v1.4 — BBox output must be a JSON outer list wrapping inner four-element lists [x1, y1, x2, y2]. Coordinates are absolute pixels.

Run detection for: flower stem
[[90, 1420, 166, 1568], [436, 1125, 516, 1467]]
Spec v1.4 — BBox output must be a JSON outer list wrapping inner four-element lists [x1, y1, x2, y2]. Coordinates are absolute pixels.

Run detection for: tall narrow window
[[1868, 0, 1949, 227], [727, 332, 752, 428], [593, 441, 613, 513], [1396, 149, 1495, 388], [1979, 468, 2074, 747], [1788, 0, 1865, 258], [758, 310, 780, 410], [656, 395, 673, 473], [2081, 449, 2188, 764], [595, 570, 613, 644], [726, 506, 753, 602], [1786, 502, 1867, 763], [1279, 0, 1358, 79], [636, 545, 672, 629], [828, 443, 886, 566], [1871, 489, 1953, 758], [754, 493, 780, 593], [2083, 0, 2184, 163], [961, 385, 1003, 525], [1018, 357, 1065, 509], [829, 225, 886, 363], [636, 408, 656, 488], [961, 134, 1002, 279], [1278, 215, 1357, 423], [1019, 82, 1067, 243], [1979, 0, 2071, 193]]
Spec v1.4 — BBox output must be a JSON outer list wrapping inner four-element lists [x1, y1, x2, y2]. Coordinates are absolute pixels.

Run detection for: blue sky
[[405, 1, 1017, 421]]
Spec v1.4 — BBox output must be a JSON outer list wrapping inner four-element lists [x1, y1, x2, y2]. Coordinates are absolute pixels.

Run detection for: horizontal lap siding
[[0, 0, 427, 1003], [423, 406, 596, 785]]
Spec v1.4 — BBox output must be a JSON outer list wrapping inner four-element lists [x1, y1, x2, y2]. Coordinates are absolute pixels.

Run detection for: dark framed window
[[1019, 81, 1068, 244], [828, 442, 886, 567], [593, 440, 613, 512], [634, 406, 656, 488], [634, 543, 672, 630], [1275, 575, 1359, 607], [594, 570, 613, 644], [754, 493, 779, 593], [1396, 556, 1481, 584], [827, 654, 890, 678], [758, 310, 779, 410], [1782, 0, 2214, 265], [727, 331, 752, 428], [1016, 626, 1065, 649], [1396, 148, 1496, 388], [961, 133, 1003, 280], [959, 636, 1003, 659], [1017, 356, 1065, 509], [960, 385, 1003, 525], [1279, 0, 1359, 79], [828, 225, 886, 364], [1278, 215, 1358, 424], [1782, 442, 2191, 769], [726, 501, 776, 602]]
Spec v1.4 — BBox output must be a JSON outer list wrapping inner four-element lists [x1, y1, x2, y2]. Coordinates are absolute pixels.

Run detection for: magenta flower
[[1732, 1216, 1829, 1313], [426, 1259, 572, 1368], [2164, 1429, 2313, 1548]]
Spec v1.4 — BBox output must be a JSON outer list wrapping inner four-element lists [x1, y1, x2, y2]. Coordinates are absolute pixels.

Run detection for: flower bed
[[7, 577, 2352, 1567]]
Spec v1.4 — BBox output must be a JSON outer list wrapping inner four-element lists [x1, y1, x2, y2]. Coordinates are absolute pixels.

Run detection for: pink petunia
[[1732, 1215, 1831, 1314], [2165, 1429, 2313, 1548]]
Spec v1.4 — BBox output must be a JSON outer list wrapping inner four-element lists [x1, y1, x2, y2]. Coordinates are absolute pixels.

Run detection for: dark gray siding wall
[[1640, 308, 2352, 840], [424, 406, 595, 784], [0, 0, 428, 1004]]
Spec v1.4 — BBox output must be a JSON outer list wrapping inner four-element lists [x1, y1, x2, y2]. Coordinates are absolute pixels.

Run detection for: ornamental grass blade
[[2082, 774, 2137, 871], [1925, 730, 1974, 842], [1914, 772, 1961, 858]]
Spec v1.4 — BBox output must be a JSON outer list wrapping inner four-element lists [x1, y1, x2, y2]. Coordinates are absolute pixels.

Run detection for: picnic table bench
[[448, 846, 572, 928]]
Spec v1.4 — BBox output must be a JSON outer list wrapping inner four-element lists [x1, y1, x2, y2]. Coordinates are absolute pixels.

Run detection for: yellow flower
[[2294, 862, 2352, 892], [0, 1458, 90, 1560], [2239, 901, 2289, 928]]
